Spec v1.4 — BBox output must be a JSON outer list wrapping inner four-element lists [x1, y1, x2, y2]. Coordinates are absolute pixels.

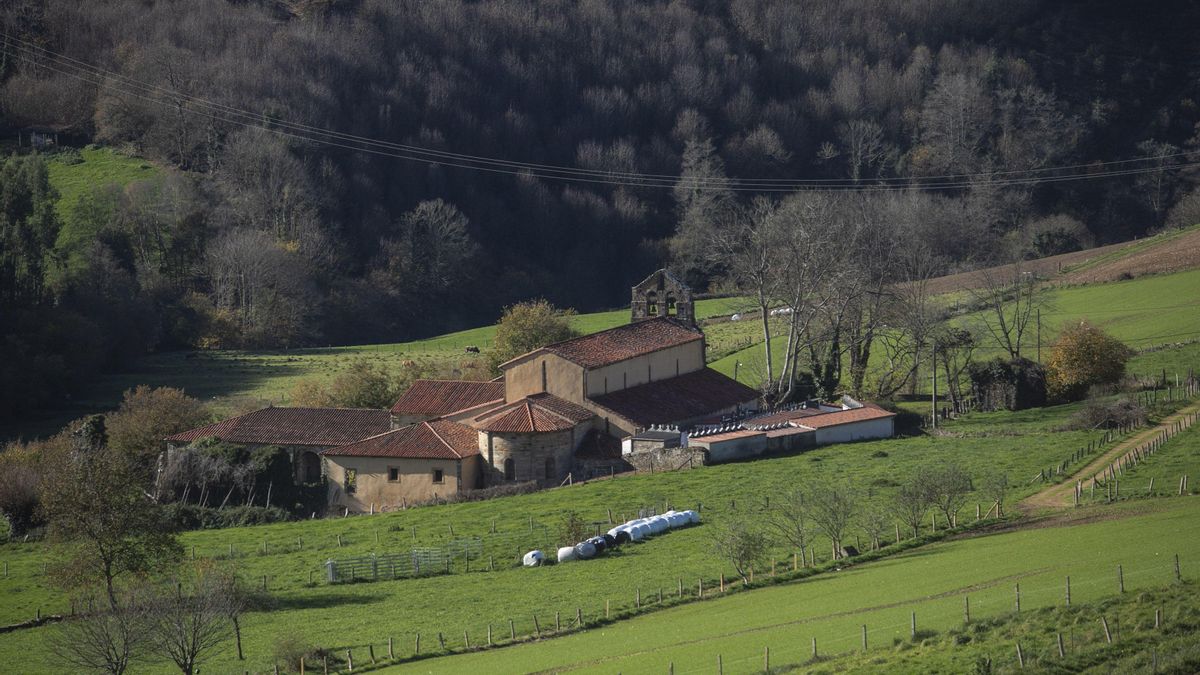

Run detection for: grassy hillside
[[712, 267, 1200, 391], [390, 498, 1200, 673], [2, 396, 1194, 672], [44, 146, 161, 225]]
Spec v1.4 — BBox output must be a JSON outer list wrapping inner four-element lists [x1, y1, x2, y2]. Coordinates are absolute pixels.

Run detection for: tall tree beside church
[[671, 136, 733, 285]]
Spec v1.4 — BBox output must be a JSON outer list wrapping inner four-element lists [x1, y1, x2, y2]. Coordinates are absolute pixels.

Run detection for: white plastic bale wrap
[[607, 527, 624, 538], [557, 546, 579, 563], [522, 550, 545, 567], [575, 541, 598, 559], [650, 517, 669, 534]]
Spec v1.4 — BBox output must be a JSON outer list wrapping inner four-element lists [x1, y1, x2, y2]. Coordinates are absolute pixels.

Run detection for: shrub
[[163, 504, 290, 531], [273, 635, 325, 673], [1045, 321, 1133, 401], [968, 357, 1047, 411], [1068, 397, 1147, 430]]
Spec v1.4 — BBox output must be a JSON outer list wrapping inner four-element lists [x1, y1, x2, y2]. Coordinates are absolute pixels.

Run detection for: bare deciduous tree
[[147, 570, 238, 675], [807, 481, 859, 560], [892, 471, 935, 538], [928, 464, 972, 527], [971, 259, 1042, 361], [765, 488, 813, 565], [53, 591, 148, 675], [712, 516, 766, 584]]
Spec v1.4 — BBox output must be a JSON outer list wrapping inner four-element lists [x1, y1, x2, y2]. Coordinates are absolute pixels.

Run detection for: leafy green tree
[[0, 155, 59, 308], [487, 299, 577, 373], [107, 386, 211, 470], [40, 416, 181, 610]]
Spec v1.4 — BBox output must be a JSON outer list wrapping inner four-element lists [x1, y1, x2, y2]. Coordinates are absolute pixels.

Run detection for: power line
[[5, 34, 1199, 192]]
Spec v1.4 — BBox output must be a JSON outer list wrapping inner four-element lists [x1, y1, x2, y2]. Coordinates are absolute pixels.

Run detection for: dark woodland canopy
[[2, 0, 1200, 417]]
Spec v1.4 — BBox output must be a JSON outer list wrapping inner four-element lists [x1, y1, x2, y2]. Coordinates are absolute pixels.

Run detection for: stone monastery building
[[167, 270, 892, 513]]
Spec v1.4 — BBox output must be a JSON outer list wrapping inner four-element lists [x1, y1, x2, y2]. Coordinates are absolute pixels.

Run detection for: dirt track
[[1019, 400, 1200, 512]]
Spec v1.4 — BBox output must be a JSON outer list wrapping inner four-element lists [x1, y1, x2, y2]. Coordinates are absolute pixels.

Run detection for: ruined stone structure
[[630, 269, 695, 327]]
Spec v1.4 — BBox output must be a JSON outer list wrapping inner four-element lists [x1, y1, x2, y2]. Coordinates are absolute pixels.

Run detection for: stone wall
[[624, 446, 707, 473], [481, 426, 578, 487]]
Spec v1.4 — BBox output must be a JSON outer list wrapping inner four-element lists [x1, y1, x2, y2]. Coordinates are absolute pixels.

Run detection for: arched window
[[646, 291, 659, 315], [503, 457, 515, 481], [665, 294, 677, 316], [544, 457, 555, 481]]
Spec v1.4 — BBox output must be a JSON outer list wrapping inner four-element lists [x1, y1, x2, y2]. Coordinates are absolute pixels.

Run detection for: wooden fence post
[[1175, 553, 1181, 582], [414, 633, 420, 655], [1118, 564, 1124, 593], [763, 646, 769, 671], [509, 619, 515, 640], [1015, 583, 1020, 613], [861, 624, 867, 652], [964, 595, 970, 624], [1016, 642, 1025, 668], [1065, 576, 1071, 605], [1101, 616, 1112, 643], [1057, 632, 1065, 658], [388, 637, 394, 659], [346, 649, 353, 671]]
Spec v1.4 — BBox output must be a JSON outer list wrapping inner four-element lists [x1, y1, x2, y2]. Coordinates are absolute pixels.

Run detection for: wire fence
[[295, 534, 1198, 674]]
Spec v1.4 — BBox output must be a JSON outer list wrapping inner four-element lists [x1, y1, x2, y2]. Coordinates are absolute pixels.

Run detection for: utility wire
[[5, 35, 1199, 192]]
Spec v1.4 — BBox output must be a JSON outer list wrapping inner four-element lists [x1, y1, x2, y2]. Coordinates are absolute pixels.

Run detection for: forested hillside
[[3, 0, 1200, 418]]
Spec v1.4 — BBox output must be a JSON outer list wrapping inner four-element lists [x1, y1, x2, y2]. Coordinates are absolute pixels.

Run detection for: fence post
[[911, 612, 916, 641], [812, 636, 817, 659], [1066, 576, 1071, 605], [1016, 642, 1024, 668], [388, 637, 394, 659], [1015, 583, 1020, 613], [1118, 565, 1124, 593], [509, 619, 515, 640], [861, 624, 867, 652], [763, 646, 769, 671], [346, 649, 353, 671], [964, 595, 970, 624], [415, 633, 420, 655], [1101, 616, 1112, 643], [1175, 553, 1181, 582], [1057, 633, 1065, 658]]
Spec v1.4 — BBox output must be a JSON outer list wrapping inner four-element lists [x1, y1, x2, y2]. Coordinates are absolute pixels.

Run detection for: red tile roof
[[794, 404, 896, 429], [472, 393, 595, 433], [164, 407, 391, 447], [503, 317, 703, 370], [322, 419, 480, 459], [390, 380, 504, 416], [588, 368, 760, 427]]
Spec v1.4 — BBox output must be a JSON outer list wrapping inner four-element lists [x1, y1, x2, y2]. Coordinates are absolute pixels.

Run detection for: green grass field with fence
[[1, 393, 1196, 672], [385, 498, 1200, 674]]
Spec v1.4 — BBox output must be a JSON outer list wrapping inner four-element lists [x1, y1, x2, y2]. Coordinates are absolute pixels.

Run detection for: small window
[[432, 468, 444, 484], [388, 467, 400, 482], [503, 457, 515, 481], [544, 457, 555, 481], [344, 468, 357, 494]]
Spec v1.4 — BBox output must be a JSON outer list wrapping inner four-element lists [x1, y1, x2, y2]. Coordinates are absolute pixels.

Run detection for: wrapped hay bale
[[575, 541, 598, 559], [522, 550, 545, 567], [557, 546, 579, 563]]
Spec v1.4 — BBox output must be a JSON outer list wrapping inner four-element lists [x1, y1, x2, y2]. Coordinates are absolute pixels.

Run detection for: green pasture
[[0, 398, 1158, 672], [45, 146, 162, 225], [390, 498, 1200, 674]]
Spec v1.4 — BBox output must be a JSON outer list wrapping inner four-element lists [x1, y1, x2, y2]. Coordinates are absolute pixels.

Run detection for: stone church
[[167, 270, 762, 512]]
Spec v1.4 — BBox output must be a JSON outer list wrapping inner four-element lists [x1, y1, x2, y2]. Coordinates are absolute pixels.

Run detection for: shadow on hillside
[[269, 592, 384, 612]]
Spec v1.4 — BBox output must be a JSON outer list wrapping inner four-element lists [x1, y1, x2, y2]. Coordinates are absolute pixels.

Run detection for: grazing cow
[[465, 345, 480, 353]]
